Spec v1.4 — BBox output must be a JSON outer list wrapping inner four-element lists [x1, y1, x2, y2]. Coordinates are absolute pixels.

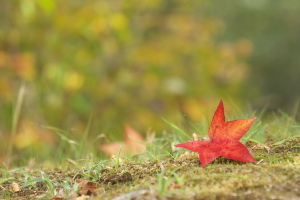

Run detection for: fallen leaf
[[168, 184, 182, 190], [100, 142, 123, 157], [11, 181, 20, 192], [175, 100, 257, 167], [100, 125, 154, 157], [124, 124, 146, 154], [76, 180, 98, 195]]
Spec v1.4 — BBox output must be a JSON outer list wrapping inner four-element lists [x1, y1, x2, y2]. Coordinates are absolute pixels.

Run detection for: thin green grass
[[1, 101, 300, 199], [6, 84, 26, 166], [3, 97, 299, 168], [77, 113, 93, 158]]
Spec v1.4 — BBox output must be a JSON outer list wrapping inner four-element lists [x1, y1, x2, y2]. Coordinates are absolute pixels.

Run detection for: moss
[[272, 137, 300, 153], [1, 137, 300, 199]]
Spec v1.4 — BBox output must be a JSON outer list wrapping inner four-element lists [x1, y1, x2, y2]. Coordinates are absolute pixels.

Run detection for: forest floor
[[1, 137, 300, 200]]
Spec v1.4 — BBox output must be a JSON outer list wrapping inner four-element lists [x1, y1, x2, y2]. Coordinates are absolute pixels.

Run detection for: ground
[[0, 137, 299, 200]]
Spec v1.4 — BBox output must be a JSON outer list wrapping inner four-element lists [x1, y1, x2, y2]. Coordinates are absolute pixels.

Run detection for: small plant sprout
[[157, 166, 173, 197], [21, 171, 55, 198], [113, 145, 123, 168]]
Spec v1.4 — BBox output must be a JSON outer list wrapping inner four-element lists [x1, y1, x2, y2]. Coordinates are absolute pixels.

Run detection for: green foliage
[[81, 159, 108, 181], [1, 1, 299, 166], [114, 145, 123, 169], [209, 0, 300, 110], [0, 0, 253, 164], [157, 167, 173, 197]]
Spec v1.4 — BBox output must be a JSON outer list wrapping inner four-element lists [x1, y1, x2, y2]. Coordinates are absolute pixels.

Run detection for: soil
[[1, 137, 300, 200]]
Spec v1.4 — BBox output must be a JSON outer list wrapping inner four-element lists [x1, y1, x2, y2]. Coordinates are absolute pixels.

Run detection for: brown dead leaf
[[11, 181, 20, 192], [76, 180, 98, 195], [124, 124, 146, 154], [168, 184, 182, 190], [100, 142, 123, 157], [100, 124, 154, 157]]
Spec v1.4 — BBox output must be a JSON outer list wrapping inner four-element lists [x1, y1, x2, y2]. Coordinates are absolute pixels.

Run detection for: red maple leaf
[[175, 100, 257, 167]]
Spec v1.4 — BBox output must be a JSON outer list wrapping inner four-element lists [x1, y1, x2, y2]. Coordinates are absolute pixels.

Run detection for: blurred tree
[[209, 0, 300, 112], [0, 0, 254, 162]]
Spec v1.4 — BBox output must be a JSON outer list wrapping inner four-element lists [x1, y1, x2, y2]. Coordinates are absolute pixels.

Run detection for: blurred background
[[1, 0, 300, 164]]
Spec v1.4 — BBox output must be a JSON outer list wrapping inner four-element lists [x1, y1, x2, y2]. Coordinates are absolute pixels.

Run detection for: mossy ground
[[1, 137, 300, 200]]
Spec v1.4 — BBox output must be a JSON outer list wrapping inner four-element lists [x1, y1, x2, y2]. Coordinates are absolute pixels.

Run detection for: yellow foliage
[[182, 98, 204, 121], [0, 0, 256, 163], [64, 71, 84, 91], [109, 13, 128, 31], [14, 120, 54, 149]]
